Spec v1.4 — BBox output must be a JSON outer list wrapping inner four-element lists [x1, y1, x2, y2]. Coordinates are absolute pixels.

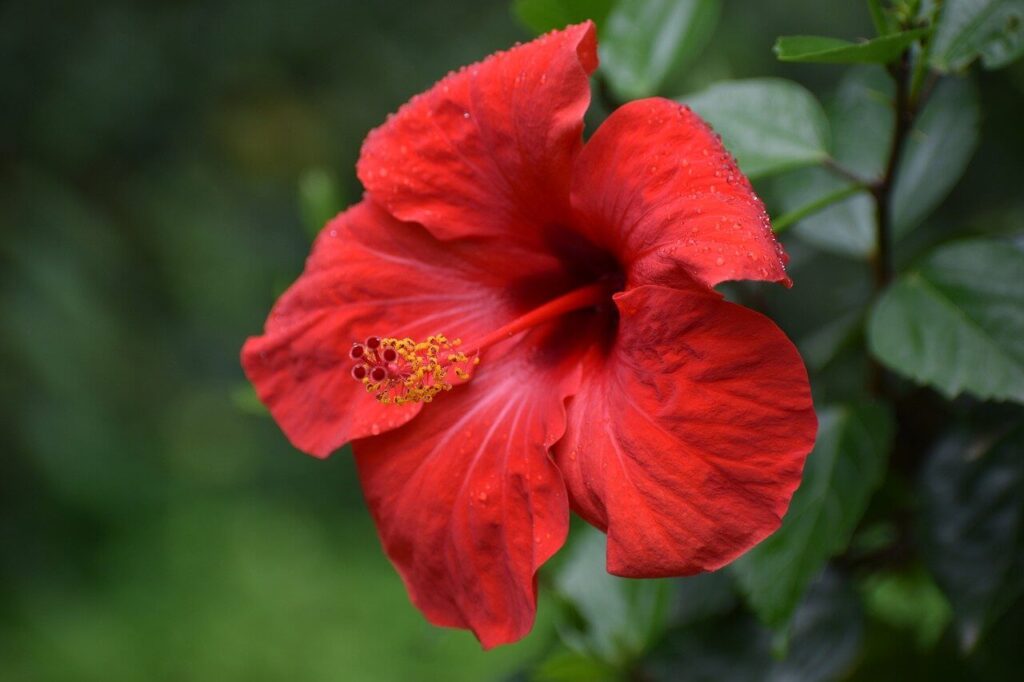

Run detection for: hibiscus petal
[[357, 22, 598, 244], [554, 284, 816, 576], [571, 97, 790, 289], [241, 200, 561, 457], [353, 329, 583, 648]]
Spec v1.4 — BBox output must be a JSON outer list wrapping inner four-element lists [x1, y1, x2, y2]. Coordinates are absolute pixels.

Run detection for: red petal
[[354, 329, 583, 648], [554, 284, 816, 576], [241, 200, 561, 458], [571, 98, 790, 289], [357, 23, 598, 245]]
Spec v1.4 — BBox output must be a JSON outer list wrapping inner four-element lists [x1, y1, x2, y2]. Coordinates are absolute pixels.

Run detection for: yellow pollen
[[351, 334, 478, 405]]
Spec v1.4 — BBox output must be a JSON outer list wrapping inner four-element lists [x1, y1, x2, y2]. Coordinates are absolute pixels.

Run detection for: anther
[[349, 332, 477, 405]]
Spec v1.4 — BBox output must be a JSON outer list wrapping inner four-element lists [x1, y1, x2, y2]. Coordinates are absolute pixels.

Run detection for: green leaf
[[919, 422, 1024, 650], [230, 382, 268, 416], [869, 0, 897, 35], [512, 0, 613, 35], [774, 28, 930, 64], [600, 0, 719, 100], [861, 567, 953, 649], [732, 403, 894, 627], [757, 241, 872, 373], [779, 169, 876, 256], [532, 650, 620, 682], [773, 183, 868, 234], [646, 570, 862, 682], [931, 0, 1024, 71], [892, 77, 980, 234], [553, 526, 672, 666], [671, 570, 737, 626], [646, 613, 771, 681], [825, 66, 893, 178], [781, 66, 891, 257], [772, 570, 864, 681], [297, 168, 344, 241], [682, 78, 830, 178], [781, 68, 977, 256], [867, 238, 1024, 402]]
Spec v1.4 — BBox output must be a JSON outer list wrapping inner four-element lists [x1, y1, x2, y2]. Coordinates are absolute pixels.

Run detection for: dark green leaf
[[867, 238, 1024, 402], [554, 526, 672, 666], [645, 613, 770, 682], [512, 0, 613, 35], [732, 403, 894, 626], [774, 28, 930, 64], [671, 570, 737, 626], [781, 68, 977, 256], [772, 570, 864, 681], [783, 67, 891, 257], [825, 66, 893, 177], [919, 422, 1024, 650], [892, 77, 980, 234], [931, 0, 1024, 71], [758, 239, 872, 373], [600, 0, 719, 100], [682, 78, 829, 178], [780, 169, 876, 256], [645, 570, 862, 682]]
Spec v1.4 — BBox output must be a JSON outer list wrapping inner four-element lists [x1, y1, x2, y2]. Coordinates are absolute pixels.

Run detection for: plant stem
[[773, 183, 869, 233], [871, 51, 914, 290], [867, 42, 936, 396]]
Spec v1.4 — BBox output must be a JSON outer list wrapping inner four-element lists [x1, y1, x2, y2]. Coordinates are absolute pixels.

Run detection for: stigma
[[349, 334, 479, 405]]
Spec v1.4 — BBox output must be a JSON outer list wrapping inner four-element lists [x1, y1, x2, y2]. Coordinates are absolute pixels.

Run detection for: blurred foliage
[[2, 0, 1023, 680]]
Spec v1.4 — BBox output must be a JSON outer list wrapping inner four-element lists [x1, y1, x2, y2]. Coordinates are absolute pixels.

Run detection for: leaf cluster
[[513, 1, 1024, 679]]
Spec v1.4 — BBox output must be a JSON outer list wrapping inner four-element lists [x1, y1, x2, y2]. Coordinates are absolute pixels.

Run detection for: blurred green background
[[2, 1, 1022, 680]]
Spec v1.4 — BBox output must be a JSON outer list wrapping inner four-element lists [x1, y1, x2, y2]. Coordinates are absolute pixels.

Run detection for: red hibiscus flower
[[242, 22, 816, 648]]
